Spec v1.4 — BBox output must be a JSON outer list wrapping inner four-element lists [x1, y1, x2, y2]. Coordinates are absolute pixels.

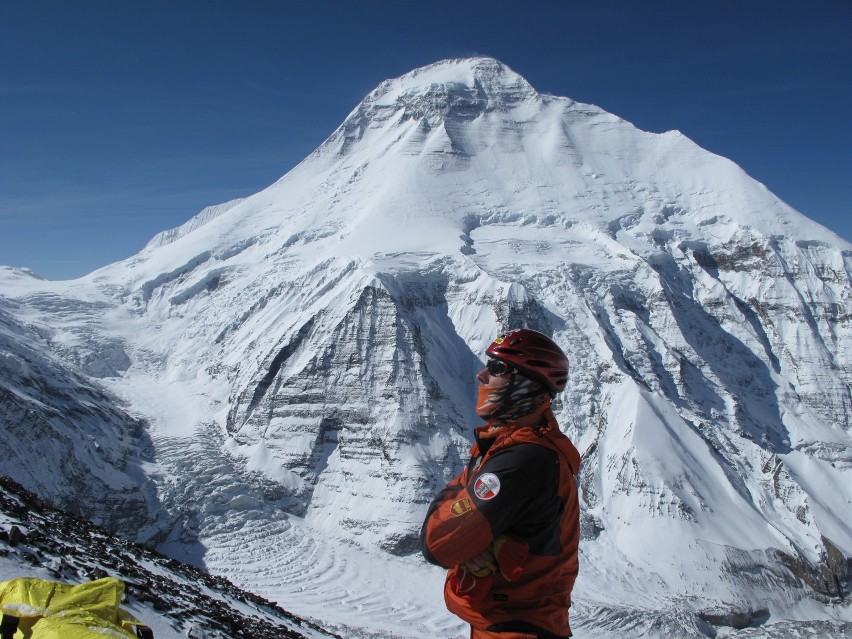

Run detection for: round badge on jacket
[[473, 473, 501, 500]]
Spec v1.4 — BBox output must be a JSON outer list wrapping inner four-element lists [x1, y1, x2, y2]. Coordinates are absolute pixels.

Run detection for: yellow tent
[[0, 576, 152, 638]]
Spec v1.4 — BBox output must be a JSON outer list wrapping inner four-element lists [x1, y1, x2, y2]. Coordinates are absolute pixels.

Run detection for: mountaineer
[[421, 328, 580, 639]]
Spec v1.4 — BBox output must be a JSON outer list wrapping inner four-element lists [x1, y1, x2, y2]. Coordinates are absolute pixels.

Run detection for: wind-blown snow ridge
[[1, 57, 850, 637], [145, 198, 245, 249]]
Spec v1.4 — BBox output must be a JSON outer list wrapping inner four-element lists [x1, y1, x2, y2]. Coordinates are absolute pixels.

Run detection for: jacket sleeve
[[420, 444, 549, 568]]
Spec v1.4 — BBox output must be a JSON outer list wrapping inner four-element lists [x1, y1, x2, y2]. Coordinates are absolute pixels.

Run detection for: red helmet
[[486, 328, 569, 395]]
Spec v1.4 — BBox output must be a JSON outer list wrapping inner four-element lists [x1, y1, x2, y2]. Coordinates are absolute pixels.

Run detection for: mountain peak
[[336, 57, 540, 137], [369, 56, 538, 104]]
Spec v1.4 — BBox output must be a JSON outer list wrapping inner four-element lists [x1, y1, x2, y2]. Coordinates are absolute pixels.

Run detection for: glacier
[[1, 57, 850, 637]]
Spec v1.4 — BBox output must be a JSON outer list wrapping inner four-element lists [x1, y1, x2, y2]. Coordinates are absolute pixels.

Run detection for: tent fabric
[[0, 577, 150, 638]]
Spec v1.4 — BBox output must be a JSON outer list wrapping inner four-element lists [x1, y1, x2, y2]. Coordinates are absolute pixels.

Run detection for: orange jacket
[[421, 409, 580, 638]]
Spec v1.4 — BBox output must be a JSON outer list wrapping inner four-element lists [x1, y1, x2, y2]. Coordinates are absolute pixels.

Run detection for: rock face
[[0, 58, 850, 636]]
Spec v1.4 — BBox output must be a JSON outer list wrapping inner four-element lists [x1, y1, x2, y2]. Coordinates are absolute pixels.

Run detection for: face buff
[[476, 371, 551, 423]]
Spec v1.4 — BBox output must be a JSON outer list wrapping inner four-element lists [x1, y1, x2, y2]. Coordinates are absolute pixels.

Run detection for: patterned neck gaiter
[[475, 372, 552, 424]]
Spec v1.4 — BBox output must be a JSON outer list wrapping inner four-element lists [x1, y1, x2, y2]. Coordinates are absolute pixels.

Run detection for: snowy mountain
[[1, 57, 850, 637]]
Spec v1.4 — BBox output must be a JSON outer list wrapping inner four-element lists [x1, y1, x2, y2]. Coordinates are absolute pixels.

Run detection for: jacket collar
[[470, 407, 581, 474]]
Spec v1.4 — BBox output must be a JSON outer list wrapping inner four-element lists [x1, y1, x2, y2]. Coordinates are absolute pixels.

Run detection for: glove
[[463, 546, 497, 577], [449, 536, 530, 605], [493, 535, 529, 581]]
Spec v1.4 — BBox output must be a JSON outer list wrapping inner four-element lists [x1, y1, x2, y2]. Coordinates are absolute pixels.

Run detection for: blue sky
[[1, 1, 850, 280]]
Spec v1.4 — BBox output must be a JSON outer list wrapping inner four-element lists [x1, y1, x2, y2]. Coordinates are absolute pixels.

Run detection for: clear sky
[[2, 1, 850, 280]]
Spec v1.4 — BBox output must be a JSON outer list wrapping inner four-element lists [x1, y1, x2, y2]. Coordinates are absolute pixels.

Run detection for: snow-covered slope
[[1, 57, 850, 637], [0, 274, 163, 542]]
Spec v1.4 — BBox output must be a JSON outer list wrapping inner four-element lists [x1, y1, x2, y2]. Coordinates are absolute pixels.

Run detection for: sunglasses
[[486, 359, 515, 376]]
